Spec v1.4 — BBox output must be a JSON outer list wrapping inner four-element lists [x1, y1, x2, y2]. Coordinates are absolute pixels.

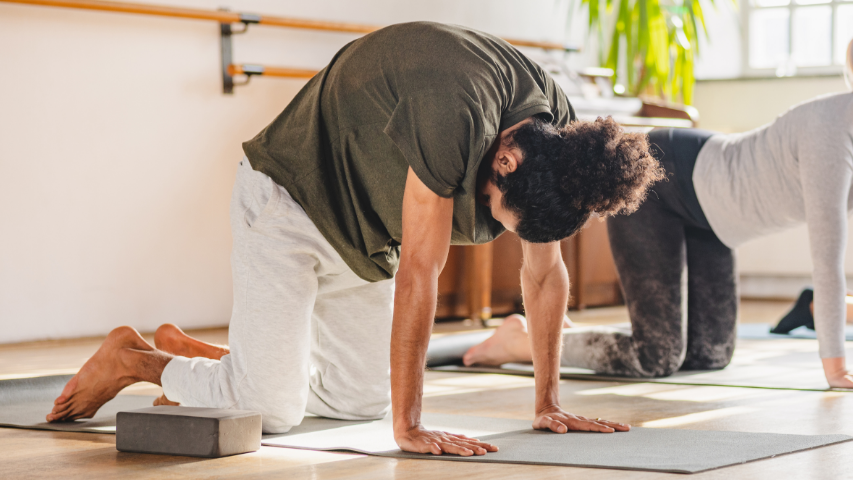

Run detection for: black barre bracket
[[220, 9, 261, 94]]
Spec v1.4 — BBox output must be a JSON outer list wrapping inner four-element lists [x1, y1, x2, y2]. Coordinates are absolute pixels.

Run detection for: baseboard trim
[[737, 274, 851, 300]]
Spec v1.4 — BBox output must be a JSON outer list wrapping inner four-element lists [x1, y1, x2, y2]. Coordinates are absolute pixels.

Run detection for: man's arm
[[392, 167, 499, 456], [521, 240, 630, 433]]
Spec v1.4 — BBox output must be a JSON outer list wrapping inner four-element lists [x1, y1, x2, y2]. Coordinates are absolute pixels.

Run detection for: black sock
[[771, 288, 815, 334]]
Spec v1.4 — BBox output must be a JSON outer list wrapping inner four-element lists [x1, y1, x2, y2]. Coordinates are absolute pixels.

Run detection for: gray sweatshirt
[[694, 92, 853, 359]]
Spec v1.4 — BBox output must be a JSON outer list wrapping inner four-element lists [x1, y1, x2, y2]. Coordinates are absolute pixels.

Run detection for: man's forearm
[[390, 270, 438, 434], [521, 262, 570, 412]]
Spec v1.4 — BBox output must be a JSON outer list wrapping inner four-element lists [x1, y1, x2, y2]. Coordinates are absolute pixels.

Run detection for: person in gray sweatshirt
[[465, 71, 853, 389]]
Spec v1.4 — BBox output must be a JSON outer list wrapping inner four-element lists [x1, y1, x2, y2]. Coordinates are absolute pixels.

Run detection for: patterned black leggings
[[560, 128, 738, 377]]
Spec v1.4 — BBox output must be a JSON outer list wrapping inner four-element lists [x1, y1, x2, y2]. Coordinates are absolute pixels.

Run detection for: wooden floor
[[3, 300, 853, 479]]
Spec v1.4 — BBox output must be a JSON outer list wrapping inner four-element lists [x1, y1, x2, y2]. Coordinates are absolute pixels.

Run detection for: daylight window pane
[[754, 0, 790, 6], [750, 8, 790, 68], [837, 5, 853, 65], [792, 6, 832, 66], [794, 0, 829, 5]]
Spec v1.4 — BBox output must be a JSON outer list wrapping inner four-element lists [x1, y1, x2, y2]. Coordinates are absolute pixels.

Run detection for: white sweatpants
[[162, 159, 395, 433]]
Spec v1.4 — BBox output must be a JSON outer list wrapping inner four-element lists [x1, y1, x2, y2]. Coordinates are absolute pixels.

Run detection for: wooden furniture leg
[[465, 243, 494, 324]]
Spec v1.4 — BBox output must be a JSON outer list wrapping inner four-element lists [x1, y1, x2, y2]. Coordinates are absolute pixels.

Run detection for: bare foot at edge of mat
[[154, 323, 230, 360], [47, 326, 155, 422], [463, 314, 532, 366], [462, 314, 573, 367]]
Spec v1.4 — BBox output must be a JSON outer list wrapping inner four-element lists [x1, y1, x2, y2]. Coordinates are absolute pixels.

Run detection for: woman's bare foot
[[463, 315, 531, 366], [154, 323, 230, 360], [47, 326, 164, 422], [462, 314, 573, 367]]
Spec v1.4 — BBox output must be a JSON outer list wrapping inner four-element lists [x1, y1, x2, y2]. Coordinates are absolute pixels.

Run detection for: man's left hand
[[533, 404, 631, 433]]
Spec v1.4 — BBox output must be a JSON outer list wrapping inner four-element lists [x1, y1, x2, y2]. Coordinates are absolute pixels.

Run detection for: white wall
[[0, 0, 575, 343]]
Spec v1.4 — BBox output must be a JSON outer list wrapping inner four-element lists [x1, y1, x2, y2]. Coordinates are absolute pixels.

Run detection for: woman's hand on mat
[[395, 425, 499, 456], [822, 358, 853, 388], [533, 404, 630, 434]]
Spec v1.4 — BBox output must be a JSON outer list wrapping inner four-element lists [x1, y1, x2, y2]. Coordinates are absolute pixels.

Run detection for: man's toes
[[50, 400, 75, 417], [54, 377, 79, 404], [47, 404, 74, 422], [66, 409, 96, 422]]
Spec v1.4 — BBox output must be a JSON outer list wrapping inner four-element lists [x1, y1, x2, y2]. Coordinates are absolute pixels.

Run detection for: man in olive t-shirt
[[242, 21, 575, 282], [49, 22, 663, 455]]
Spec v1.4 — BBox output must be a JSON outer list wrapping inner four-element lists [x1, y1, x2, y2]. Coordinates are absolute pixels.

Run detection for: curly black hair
[[495, 116, 664, 243]]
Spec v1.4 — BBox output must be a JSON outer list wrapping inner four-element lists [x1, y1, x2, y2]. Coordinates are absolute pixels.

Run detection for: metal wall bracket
[[220, 10, 260, 94], [220, 22, 236, 94]]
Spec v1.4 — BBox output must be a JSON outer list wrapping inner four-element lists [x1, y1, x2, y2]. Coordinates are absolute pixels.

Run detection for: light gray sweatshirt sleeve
[[800, 129, 853, 359]]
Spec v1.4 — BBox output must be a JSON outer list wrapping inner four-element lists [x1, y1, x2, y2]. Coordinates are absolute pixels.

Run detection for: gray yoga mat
[[0, 375, 156, 433], [426, 331, 493, 367], [263, 412, 852, 474], [1, 375, 850, 473]]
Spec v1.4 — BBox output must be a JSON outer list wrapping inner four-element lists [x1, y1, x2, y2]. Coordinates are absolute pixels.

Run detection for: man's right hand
[[395, 425, 499, 456]]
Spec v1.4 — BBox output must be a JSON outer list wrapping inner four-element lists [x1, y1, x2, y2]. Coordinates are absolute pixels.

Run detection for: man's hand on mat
[[533, 404, 630, 433], [395, 425, 499, 456]]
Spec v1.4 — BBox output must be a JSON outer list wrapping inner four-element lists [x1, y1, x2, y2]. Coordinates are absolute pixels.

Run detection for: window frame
[[742, 0, 849, 77]]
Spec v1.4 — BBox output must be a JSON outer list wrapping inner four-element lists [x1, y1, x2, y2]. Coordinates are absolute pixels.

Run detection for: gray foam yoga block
[[116, 406, 262, 458]]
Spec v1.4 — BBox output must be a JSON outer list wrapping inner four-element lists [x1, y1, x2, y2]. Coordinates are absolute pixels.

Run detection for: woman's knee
[[637, 340, 685, 377], [645, 357, 683, 377], [681, 342, 735, 371]]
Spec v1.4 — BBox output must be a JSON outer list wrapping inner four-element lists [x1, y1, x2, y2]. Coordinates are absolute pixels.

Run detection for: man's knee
[[257, 407, 304, 434], [307, 385, 390, 421]]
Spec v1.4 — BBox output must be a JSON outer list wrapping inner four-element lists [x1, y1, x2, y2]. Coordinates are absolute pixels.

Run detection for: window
[[745, 0, 852, 75]]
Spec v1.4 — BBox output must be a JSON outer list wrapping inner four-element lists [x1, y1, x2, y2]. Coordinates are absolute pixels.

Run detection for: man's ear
[[496, 148, 520, 176]]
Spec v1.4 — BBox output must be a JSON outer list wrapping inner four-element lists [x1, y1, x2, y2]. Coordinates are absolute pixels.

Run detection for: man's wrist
[[534, 390, 561, 413], [535, 402, 562, 416]]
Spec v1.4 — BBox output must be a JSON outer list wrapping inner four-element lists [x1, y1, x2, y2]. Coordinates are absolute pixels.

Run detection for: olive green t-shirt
[[242, 22, 575, 282]]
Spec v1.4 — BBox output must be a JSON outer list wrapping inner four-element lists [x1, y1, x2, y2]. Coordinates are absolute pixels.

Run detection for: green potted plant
[[581, 0, 722, 105]]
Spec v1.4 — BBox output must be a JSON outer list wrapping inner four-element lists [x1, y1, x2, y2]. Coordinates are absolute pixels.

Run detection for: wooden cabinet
[[435, 218, 623, 320]]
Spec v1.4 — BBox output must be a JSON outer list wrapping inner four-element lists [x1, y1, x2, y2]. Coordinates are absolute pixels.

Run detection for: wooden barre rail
[[0, 0, 579, 52], [228, 64, 318, 79]]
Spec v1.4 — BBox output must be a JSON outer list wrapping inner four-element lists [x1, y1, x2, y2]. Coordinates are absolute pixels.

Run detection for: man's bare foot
[[153, 394, 181, 406], [47, 326, 164, 422], [154, 323, 230, 360]]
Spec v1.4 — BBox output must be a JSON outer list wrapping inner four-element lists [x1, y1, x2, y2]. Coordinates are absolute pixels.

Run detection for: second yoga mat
[[429, 329, 853, 390]]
